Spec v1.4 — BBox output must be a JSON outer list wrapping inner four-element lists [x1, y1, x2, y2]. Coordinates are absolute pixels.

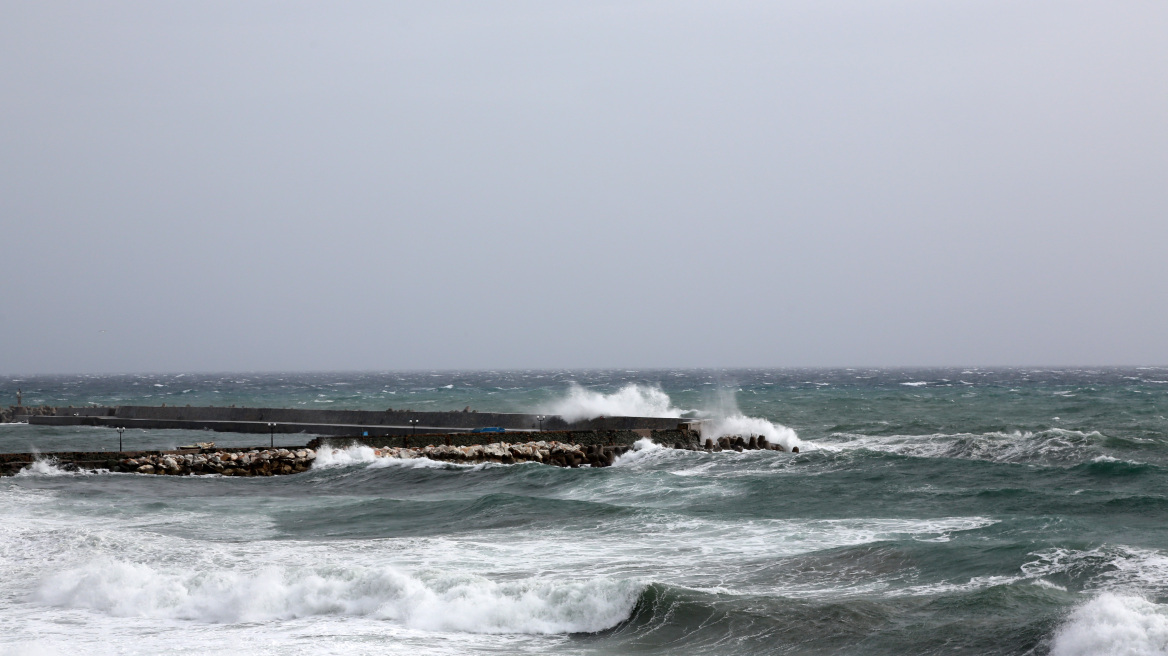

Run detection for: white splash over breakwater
[[14, 458, 75, 477], [546, 383, 685, 422], [544, 383, 803, 451], [311, 436, 794, 472], [314, 441, 630, 469]]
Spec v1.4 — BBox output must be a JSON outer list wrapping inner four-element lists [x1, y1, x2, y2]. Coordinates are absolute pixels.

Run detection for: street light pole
[[267, 422, 276, 448], [409, 419, 419, 436], [117, 426, 125, 453], [536, 415, 545, 432]]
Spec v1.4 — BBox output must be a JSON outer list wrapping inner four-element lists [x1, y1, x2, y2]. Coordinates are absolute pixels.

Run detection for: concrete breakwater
[[309, 428, 688, 451], [4, 404, 688, 435], [4, 442, 626, 476], [0, 405, 54, 423], [3, 430, 793, 476], [310, 428, 794, 454], [108, 441, 632, 475]]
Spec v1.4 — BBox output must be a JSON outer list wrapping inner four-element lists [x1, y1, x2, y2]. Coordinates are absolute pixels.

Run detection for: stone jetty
[[4, 431, 795, 477], [2, 404, 685, 436], [700, 435, 797, 453], [112, 447, 318, 476], [365, 441, 632, 467], [107, 441, 633, 474]]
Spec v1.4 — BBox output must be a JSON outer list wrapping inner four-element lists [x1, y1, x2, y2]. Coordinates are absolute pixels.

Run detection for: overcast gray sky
[[1, 1, 1166, 373]]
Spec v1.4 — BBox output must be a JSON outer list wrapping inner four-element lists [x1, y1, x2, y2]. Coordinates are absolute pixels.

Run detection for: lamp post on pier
[[116, 426, 125, 453], [408, 419, 419, 436], [267, 422, 276, 449], [536, 415, 545, 432]]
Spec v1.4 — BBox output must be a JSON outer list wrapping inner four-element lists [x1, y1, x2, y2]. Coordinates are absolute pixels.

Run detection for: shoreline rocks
[[363, 440, 632, 468], [22, 432, 795, 477], [112, 447, 317, 476]]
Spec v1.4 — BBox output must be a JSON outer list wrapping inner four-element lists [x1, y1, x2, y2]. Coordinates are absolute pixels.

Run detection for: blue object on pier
[[471, 427, 505, 433], [363, 431, 369, 436]]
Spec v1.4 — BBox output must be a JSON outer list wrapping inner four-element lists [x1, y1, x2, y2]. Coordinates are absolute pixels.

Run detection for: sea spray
[[545, 383, 686, 422], [611, 437, 664, 467], [16, 458, 74, 477], [544, 383, 803, 451], [699, 415, 801, 452], [1050, 593, 1168, 656], [312, 444, 380, 468], [31, 557, 642, 633]]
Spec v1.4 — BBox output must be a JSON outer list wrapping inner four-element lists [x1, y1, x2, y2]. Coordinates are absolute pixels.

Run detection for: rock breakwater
[[0, 405, 54, 423], [360, 440, 633, 468], [6, 432, 795, 477], [113, 448, 317, 476], [700, 435, 796, 453]]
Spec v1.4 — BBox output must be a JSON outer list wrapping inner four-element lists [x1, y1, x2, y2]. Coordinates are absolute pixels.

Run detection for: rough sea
[[3, 368, 1168, 655]]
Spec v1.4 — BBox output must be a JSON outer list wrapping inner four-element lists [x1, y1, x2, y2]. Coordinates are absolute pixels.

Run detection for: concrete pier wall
[[307, 428, 700, 451], [0, 427, 704, 476], [17, 405, 688, 435]]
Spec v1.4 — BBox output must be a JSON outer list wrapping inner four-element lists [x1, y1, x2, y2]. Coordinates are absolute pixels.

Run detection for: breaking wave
[[611, 437, 665, 466], [545, 383, 684, 422], [1051, 593, 1168, 656], [1022, 545, 1168, 596], [32, 558, 641, 633], [826, 428, 1114, 466], [312, 445, 470, 470], [700, 414, 802, 452], [311, 444, 380, 468], [545, 384, 803, 451], [16, 459, 85, 477]]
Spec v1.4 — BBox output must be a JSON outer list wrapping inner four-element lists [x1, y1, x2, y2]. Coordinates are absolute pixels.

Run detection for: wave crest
[[828, 428, 1112, 465], [1051, 593, 1168, 656], [16, 459, 81, 477], [700, 415, 802, 452], [544, 384, 803, 451], [545, 383, 684, 422], [32, 558, 641, 634]]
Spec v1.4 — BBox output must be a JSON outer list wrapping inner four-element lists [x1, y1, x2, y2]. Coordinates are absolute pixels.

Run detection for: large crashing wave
[[32, 557, 641, 633], [1050, 593, 1168, 656], [545, 383, 685, 422], [824, 429, 1134, 467], [543, 383, 802, 451]]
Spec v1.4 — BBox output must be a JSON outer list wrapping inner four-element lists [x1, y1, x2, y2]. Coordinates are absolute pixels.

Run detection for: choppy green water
[[3, 368, 1168, 655]]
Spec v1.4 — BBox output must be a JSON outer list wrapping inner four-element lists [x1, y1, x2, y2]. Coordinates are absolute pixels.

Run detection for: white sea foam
[[311, 444, 380, 468], [1031, 579, 1068, 591], [16, 459, 78, 477], [827, 428, 1107, 465], [700, 414, 803, 452], [0, 483, 1013, 654], [545, 383, 684, 422], [0, 644, 69, 656], [365, 455, 473, 470], [1022, 545, 1168, 596], [610, 437, 665, 467], [311, 445, 501, 471], [544, 383, 803, 451], [1050, 593, 1168, 656], [31, 558, 640, 634]]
